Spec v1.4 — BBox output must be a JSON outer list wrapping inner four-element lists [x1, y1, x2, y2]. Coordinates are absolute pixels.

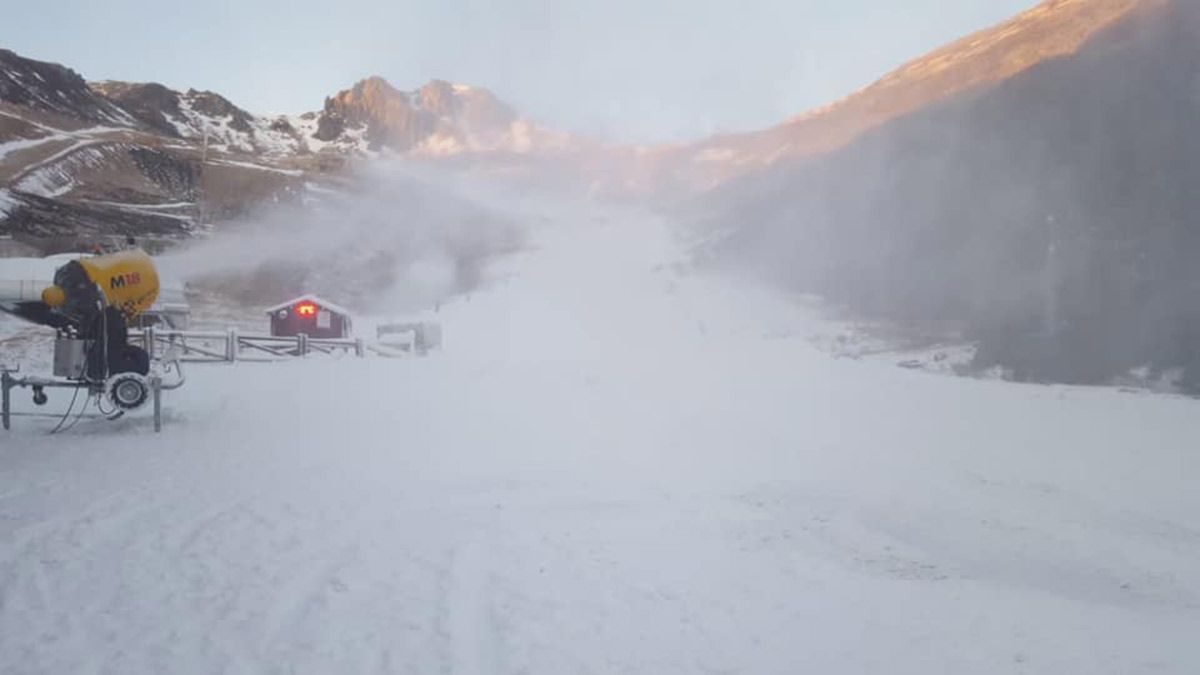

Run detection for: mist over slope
[[698, 0, 1200, 387], [159, 163, 525, 314]]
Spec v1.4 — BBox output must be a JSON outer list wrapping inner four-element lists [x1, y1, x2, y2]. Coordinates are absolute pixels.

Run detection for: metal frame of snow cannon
[[2, 368, 156, 431], [1, 346, 184, 433]]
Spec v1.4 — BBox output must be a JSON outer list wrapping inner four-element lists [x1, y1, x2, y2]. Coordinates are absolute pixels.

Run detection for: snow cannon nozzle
[[41, 285, 65, 308]]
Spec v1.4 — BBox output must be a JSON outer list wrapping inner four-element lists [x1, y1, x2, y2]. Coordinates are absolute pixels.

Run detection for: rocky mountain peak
[[182, 89, 255, 133], [88, 81, 186, 136], [416, 79, 459, 116], [0, 49, 132, 126], [314, 75, 521, 153], [87, 80, 277, 153]]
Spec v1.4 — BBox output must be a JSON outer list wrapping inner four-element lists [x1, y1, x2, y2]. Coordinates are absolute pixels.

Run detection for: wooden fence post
[[227, 329, 239, 363]]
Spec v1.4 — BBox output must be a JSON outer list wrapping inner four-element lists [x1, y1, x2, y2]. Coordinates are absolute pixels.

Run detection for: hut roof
[[264, 294, 353, 317]]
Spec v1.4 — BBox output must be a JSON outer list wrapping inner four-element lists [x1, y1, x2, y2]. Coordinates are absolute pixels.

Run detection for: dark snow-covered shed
[[265, 294, 352, 339]]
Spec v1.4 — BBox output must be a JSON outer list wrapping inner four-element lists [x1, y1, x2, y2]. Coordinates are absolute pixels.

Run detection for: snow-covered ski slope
[[2, 203, 1198, 674]]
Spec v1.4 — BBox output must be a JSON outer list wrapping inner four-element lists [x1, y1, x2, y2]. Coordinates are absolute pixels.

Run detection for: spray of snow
[[158, 161, 525, 314]]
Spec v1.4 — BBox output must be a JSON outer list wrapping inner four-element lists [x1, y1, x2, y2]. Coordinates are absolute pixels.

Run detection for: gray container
[[53, 339, 88, 379]]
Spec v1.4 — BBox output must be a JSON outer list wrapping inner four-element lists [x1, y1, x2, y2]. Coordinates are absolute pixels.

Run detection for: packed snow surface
[[1, 203, 1198, 674]]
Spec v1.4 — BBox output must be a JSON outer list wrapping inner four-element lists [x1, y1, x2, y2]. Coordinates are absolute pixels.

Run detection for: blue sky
[[2, 0, 1034, 141]]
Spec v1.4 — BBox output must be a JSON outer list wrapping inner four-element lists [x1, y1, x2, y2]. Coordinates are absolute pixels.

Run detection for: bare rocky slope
[[0, 49, 133, 126], [0, 49, 313, 251], [0, 49, 580, 254], [699, 0, 1200, 387], [656, 0, 1159, 192]]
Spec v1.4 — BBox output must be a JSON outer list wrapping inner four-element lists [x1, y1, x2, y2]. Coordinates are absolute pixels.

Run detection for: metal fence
[[132, 328, 371, 363]]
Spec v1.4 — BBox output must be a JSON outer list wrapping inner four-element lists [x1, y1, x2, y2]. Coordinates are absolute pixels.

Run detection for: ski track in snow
[[443, 531, 498, 675], [1, 201, 1199, 674]]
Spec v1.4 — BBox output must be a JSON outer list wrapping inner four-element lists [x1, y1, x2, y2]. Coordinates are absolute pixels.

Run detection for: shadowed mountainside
[[660, 0, 1158, 191], [700, 0, 1200, 386]]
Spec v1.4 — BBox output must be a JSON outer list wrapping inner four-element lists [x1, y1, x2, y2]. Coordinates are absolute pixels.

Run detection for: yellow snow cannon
[[42, 249, 160, 324], [1, 249, 161, 330], [1, 249, 187, 430], [1, 249, 164, 416]]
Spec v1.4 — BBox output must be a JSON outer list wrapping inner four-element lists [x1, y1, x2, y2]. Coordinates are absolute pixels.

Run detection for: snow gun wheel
[[106, 373, 150, 412]]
